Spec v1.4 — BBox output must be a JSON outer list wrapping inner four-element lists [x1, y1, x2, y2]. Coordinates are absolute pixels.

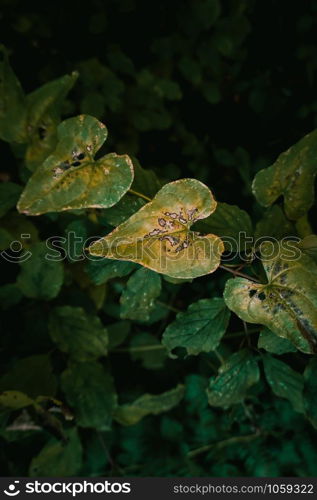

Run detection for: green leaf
[[0, 391, 34, 410], [0, 354, 57, 398], [89, 179, 224, 279], [0, 45, 27, 143], [258, 328, 297, 355], [17, 242, 64, 300], [107, 320, 131, 349], [224, 242, 317, 354], [303, 358, 317, 429], [0, 182, 23, 218], [85, 257, 136, 285], [17, 115, 134, 215], [29, 429, 82, 477], [98, 195, 145, 226], [262, 354, 304, 413], [252, 129, 317, 220], [162, 298, 230, 357], [25, 72, 78, 170], [195, 202, 253, 250], [298, 235, 317, 264], [130, 332, 167, 369], [130, 158, 162, 198], [255, 205, 295, 241], [207, 349, 259, 407], [113, 384, 184, 425], [120, 268, 162, 321], [61, 361, 117, 429], [0, 284, 22, 310], [49, 306, 108, 361]]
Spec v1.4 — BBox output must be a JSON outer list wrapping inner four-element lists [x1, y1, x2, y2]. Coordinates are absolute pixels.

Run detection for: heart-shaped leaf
[[252, 129, 317, 220], [17, 115, 134, 215], [89, 178, 224, 279], [224, 242, 317, 354]]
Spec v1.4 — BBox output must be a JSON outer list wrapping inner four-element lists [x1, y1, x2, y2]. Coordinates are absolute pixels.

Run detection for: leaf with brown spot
[[88, 178, 224, 279], [224, 242, 317, 354], [17, 115, 134, 215]]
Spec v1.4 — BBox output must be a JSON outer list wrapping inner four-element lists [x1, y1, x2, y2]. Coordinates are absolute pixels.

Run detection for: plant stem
[[128, 189, 152, 202], [112, 344, 166, 353], [220, 264, 259, 283], [156, 300, 182, 314], [224, 327, 260, 338], [187, 430, 261, 459]]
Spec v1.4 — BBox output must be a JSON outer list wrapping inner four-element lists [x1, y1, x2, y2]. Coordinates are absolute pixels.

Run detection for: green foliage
[[1, 0, 317, 479]]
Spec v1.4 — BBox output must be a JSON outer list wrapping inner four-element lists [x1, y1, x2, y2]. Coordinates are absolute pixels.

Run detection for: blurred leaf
[[298, 235, 317, 263], [303, 358, 317, 429], [0, 182, 22, 218], [0, 283, 22, 310], [61, 361, 117, 429], [120, 268, 161, 321], [29, 429, 82, 477], [252, 129, 317, 220], [0, 391, 34, 410], [17, 115, 134, 215], [224, 242, 317, 354], [207, 349, 259, 407], [258, 328, 297, 355], [89, 179, 224, 279], [114, 384, 185, 425], [130, 332, 167, 369], [49, 306, 108, 360], [162, 298, 230, 356], [262, 354, 304, 413]]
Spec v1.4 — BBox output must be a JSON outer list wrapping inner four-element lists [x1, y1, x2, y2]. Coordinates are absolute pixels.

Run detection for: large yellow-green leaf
[[252, 130, 317, 220], [113, 384, 184, 425], [17, 115, 134, 215], [89, 179, 224, 279], [224, 242, 317, 354], [25, 72, 78, 170]]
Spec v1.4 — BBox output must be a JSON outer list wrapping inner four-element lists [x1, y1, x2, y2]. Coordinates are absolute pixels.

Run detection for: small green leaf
[[120, 268, 162, 321], [195, 202, 253, 250], [0, 391, 34, 410], [224, 242, 317, 354], [49, 306, 108, 361], [89, 178, 224, 279], [29, 429, 82, 477], [17, 115, 134, 215], [61, 361, 117, 429], [207, 349, 259, 407], [162, 298, 230, 357], [17, 242, 64, 300], [0, 182, 23, 218], [25, 72, 78, 170], [0, 354, 57, 398], [252, 129, 317, 220], [303, 358, 317, 429], [258, 328, 297, 355], [85, 257, 136, 285], [0, 45, 27, 143], [113, 384, 184, 425], [262, 354, 304, 413]]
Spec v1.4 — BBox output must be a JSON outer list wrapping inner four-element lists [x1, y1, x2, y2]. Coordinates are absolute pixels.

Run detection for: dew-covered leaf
[[162, 298, 230, 357], [0, 182, 23, 218], [196, 202, 253, 250], [25, 72, 78, 170], [17, 115, 134, 215], [61, 361, 117, 430], [120, 268, 162, 321], [207, 349, 259, 407], [29, 429, 82, 477], [0, 45, 27, 143], [262, 354, 304, 413], [17, 242, 64, 300], [89, 179, 224, 279], [113, 384, 184, 425], [258, 328, 297, 355], [303, 358, 317, 429], [224, 242, 317, 354], [252, 129, 317, 220], [49, 306, 108, 361]]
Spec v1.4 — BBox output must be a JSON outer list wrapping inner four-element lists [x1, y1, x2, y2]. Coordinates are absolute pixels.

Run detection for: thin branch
[[128, 189, 152, 202], [219, 264, 260, 283], [187, 429, 261, 459], [112, 344, 166, 354], [224, 327, 260, 338]]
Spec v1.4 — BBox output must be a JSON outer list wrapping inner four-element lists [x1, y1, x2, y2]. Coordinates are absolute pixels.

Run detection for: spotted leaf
[[224, 242, 317, 354], [17, 115, 134, 215], [89, 178, 224, 279]]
